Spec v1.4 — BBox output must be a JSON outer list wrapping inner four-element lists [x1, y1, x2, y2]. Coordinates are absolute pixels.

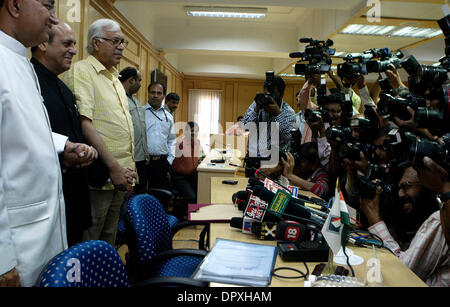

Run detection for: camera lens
[[416, 64, 448, 85], [415, 107, 443, 128], [409, 137, 446, 169]]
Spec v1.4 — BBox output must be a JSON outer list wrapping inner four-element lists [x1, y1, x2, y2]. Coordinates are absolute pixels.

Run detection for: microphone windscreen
[[232, 192, 238, 203], [289, 52, 304, 58], [236, 190, 249, 200], [252, 185, 275, 203], [230, 217, 243, 229], [248, 177, 264, 187]]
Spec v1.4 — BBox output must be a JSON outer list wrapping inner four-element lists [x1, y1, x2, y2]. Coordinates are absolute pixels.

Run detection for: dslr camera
[[290, 38, 335, 75], [406, 132, 450, 173], [255, 71, 280, 108]]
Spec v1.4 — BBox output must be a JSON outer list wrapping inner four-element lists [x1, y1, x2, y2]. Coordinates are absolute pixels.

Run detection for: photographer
[[281, 142, 329, 199], [334, 57, 377, 115], [242, 73, 296, 177], [360, 160, 449, 287]]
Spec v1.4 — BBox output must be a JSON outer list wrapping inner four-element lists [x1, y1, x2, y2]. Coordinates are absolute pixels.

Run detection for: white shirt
[[0, 30, 67, 286], [145, 103, 176, 164]]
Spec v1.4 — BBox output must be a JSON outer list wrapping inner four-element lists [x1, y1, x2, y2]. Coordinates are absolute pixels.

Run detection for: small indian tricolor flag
[[321, 181, 351, 255]]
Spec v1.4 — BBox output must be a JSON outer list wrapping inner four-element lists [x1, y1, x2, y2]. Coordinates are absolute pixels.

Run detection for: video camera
[[290, 38, 335, 76], [255, 71, 281, 108], [365, 48, 404, 73], [337, 53, 371, 79]]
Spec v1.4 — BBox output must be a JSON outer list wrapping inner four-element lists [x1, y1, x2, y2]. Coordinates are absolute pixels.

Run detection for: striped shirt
[[369, 211, 450, 287], [62, 55, 135, 189], [242, 100, 296, 157], [308, 167, 329, 199]]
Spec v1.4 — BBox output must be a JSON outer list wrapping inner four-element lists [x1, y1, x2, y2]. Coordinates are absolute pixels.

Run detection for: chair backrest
[[124, 194, 173, 266], [37, 240, 130, 287]]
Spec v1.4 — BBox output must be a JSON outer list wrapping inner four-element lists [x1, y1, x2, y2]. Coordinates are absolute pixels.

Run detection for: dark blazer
[[32, 57, 92, 246]]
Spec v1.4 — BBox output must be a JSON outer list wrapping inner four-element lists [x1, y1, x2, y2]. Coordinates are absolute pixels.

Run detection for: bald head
[[32, 22, 77, 75]]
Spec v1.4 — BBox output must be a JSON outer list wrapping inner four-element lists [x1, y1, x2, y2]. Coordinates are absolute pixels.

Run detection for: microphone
[[230, 217, 307, 242], [247, 166, 293, 195], [232, 190, 252, 211], [252, 185, 328, 220], [249, 203, 325, 228], [248, 177, 264, 187], [252, 185, 311, 219], [289, 52, 304, 58]]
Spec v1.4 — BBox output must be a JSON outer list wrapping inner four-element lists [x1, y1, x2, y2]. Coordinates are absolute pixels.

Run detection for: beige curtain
[[188, 89, 222, 153]]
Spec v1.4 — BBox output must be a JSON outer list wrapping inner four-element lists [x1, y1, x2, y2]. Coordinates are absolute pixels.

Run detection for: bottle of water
[[225, 144, 232, 164]]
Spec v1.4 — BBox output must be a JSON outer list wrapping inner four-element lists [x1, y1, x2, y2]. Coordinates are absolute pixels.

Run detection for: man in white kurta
[[0, 0, 82, 287]]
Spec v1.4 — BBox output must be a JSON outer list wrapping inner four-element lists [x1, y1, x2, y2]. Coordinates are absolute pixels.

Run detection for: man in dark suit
[[31, 22, 98, 247]]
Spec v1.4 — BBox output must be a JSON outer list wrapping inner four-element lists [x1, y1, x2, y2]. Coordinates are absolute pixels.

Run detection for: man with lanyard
[[145, 82, 176, 190], [119, 67, 149, 194]]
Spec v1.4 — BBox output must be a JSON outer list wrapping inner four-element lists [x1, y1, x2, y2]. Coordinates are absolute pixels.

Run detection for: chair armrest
[[171, 221, 209, 235], [133, 276, 208, 287], [142, 249, 207, 273], [172, 222, 210, 250], [146, 188, 174, 198]]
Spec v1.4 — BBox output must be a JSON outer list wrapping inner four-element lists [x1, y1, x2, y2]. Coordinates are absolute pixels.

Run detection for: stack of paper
[[192, 239, 277, 287]]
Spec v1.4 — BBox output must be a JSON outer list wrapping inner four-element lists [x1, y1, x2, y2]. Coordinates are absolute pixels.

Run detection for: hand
[[110, 165, 134, 192], [263, 101, 281, 116], [416, 156, 450, 194], [0, 268, 20, 287], [360, 186, 382, 226], [307, 117, 325, 138], [256, 164, 283, 180], [280, 152, 295, 179], [343, 151, 368, 174], [393, 106, 416, 129], [62, 141, 98, 169], [355, 74, 366, 90], [124, 167, 137, 185], [385, 65, 405, 89]]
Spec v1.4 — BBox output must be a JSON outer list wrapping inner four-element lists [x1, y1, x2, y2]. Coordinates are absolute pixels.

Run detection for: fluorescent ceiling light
[[185, 6, 267, 19], [390, 27, 442, 38], [280, 74, 303, 78], [340, 23, 442, 38], [340, 24, 395, 36]]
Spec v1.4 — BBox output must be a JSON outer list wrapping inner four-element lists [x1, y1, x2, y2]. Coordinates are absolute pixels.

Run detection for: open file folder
[[192, 239, 277, 287]]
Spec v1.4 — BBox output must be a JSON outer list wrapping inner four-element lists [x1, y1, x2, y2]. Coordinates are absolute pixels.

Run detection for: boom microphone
[[289, 52, 305, 58]]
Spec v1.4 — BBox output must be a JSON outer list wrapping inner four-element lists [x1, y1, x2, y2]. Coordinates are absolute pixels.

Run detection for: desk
[[208, 182, 427, 287], [210, 177, 249, 204], [197, 150, 242, 203]]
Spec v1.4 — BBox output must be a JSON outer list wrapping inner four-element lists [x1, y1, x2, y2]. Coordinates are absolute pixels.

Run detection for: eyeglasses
[[97, 37, 129, 48], [398, 181, 421, 191]]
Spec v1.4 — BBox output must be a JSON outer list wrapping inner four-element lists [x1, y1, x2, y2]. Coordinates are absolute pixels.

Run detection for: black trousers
[[134, 160, 148, 194], [145, 158, 173, 190], [172, 172, 198, 203]]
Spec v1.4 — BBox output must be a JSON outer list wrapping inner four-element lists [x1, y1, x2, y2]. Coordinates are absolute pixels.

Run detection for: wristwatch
[[438, 192, 450, 210]]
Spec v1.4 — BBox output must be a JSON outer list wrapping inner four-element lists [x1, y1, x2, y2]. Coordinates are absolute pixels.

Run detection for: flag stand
[[324, 249, 336, 275]]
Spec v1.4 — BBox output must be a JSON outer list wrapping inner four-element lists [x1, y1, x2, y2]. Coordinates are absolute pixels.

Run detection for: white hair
[[86, 18, 121, 54]]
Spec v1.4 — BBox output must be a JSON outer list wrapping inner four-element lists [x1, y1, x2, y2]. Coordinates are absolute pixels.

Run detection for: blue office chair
[[37, 240, 130, 287], [123, 194, 208, 285], [116, 193, 180, 248]]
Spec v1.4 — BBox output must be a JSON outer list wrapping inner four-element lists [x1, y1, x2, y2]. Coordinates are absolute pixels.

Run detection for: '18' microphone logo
[[285, 226, 299, 241]]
